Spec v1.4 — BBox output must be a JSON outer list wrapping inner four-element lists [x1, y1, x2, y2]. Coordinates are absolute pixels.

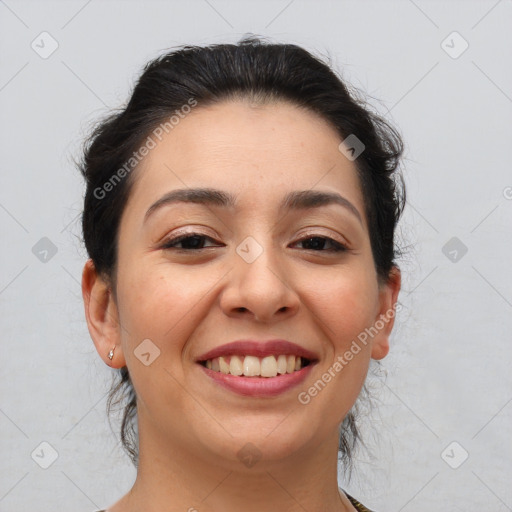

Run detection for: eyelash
[[160, 233, 348, 253]]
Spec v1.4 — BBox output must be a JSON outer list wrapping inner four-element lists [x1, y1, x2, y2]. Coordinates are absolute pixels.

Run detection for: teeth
[[261, 355, 278, 377], [204, 354, 307, 377], [230, 355, 243, 376], [219, 356, 230, 374], [277, 354, 287, 374], [286, 355, 295, 373], [243, 355, 260, 377]]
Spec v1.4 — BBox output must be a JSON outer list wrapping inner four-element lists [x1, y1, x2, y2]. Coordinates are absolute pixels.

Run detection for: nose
[[219, 243, 300, 323]]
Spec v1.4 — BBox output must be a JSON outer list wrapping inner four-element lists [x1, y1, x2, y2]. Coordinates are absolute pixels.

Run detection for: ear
[[370, 266, 401, 360], [82, 259, 126, 368]]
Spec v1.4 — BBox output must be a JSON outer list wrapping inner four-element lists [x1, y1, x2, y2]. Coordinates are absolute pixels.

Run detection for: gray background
[[1, 0, 511, 511]]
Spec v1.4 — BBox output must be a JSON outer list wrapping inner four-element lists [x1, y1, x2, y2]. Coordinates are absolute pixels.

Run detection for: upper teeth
[[204, 355, 304, 377]]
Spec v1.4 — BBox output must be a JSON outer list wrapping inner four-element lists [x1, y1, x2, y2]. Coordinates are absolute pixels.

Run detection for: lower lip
[[198, 363, 316, 397]]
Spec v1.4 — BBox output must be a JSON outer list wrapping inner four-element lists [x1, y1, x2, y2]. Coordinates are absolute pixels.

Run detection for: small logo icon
[[338, 134, 365, 161], [442, 237, 468, 263], [134, 338, 161, 366], [237, 442, 262, 468], [441, 441, 469, 469], [503, 186, 512, 200], [31, 441, 59, 469], [31, 32, 59, 59], [236, 236, 263, 264], [32, 237, 58, 263], [441, 31, 469, 59]]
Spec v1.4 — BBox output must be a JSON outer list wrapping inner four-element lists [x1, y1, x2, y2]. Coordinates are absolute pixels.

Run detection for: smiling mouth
[[199, 354, 312, 378]]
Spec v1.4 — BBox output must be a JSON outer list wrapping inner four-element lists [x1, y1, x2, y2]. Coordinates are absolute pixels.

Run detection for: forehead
[[126, 100, 365, 219]]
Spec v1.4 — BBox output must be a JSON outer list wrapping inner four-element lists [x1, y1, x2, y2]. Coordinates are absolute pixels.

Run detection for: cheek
[[300, 266, 379, 352], [116, 259, 219, 346], [115, 263, 215, 407], [308, 270, 379, 414]]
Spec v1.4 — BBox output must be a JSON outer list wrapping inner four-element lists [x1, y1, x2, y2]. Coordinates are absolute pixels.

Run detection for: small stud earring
[[108, 346, 115, 360]]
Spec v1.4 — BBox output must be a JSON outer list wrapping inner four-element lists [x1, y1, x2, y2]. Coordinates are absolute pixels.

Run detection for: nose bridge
[[236, 234, 287, 297], [221, 233, 298, 322]]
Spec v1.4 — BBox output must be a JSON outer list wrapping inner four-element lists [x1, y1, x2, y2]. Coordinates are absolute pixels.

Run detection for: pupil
[[183, 236, 203, 249], [307, 237, 324, 250]]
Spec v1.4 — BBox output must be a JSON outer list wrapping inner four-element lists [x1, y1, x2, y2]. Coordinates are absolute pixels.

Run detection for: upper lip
[[195, 339, 319, 362]]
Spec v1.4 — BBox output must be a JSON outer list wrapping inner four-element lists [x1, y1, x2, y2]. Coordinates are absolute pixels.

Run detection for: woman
[[80, 36, 404, 512]]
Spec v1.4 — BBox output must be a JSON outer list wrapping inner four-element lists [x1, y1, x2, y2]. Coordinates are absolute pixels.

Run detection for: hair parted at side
[[79, 34, 406, 472]]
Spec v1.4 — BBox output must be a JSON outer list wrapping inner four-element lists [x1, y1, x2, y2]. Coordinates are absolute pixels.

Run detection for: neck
[[112, 414, 354, 512]]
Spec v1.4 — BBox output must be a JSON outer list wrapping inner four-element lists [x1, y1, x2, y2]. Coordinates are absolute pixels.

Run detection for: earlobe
[[370, 266, 401, 361], [81, 259, 126, 368]]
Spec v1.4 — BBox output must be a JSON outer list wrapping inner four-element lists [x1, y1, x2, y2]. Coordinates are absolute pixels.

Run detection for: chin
[[203, 423, 319, 467]]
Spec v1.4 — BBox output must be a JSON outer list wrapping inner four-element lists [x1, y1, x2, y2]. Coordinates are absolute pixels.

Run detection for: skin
[[82, 99, 401, 512]]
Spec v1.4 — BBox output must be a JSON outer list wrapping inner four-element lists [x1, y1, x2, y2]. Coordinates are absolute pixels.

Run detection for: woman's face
[[89, 99, 400, 467]]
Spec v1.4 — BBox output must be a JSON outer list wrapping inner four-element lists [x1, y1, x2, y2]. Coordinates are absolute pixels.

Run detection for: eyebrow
[[144, 187, 363, 225]]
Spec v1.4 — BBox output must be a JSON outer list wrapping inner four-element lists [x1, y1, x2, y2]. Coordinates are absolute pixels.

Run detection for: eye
[[160, 233, 222, 250], [292, 235, 348, 252], [160, 233, 346, 252]]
